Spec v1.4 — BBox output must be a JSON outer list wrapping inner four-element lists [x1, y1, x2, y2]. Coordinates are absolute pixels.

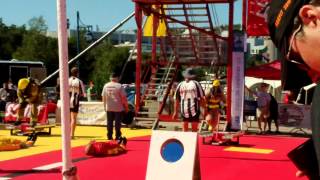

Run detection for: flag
[[247, 0, 271, 36], [143, 5, 167, 37]]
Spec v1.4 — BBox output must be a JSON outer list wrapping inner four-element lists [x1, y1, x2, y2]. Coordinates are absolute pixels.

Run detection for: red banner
[[247, 0, 271, 36]]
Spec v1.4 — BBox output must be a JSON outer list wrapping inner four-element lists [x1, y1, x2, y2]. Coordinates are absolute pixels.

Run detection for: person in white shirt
[[173, 68, 206, 132], [69, 67, 86, 139], [101, 73, 128, 140], [246, 83, 271, 134]]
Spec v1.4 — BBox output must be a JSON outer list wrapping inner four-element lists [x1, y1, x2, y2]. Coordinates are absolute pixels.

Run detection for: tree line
[[0, 16, 132, 94]]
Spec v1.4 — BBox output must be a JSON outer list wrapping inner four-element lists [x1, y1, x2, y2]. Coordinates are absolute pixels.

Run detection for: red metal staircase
[[132, 0, 232, 128]]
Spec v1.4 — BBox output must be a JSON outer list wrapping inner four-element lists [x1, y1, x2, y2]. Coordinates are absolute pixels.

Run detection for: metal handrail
[[41, 11, 135, 85]]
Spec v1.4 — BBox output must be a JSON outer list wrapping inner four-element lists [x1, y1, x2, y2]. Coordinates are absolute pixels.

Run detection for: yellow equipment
[[212, 80, 220, 87], [18, 78, 30, 90]]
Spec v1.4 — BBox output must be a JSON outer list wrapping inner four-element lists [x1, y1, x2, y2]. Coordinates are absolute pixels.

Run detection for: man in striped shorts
[[173, 68, 206, 132]]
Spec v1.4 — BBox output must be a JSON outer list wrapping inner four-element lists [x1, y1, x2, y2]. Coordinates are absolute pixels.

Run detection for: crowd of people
[[172, 68, 227, 134], [172, 68, 282, 136]]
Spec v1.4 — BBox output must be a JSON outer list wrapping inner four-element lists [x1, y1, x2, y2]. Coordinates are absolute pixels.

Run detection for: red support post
[[226, 0, 234, 124], [135, 3, 142, 114], [152, 12, 159, 74], [242, 0, 247, 31]]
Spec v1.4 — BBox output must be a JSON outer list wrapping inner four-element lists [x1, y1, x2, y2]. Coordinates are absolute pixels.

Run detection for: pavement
[[155, 118, 312, 137]]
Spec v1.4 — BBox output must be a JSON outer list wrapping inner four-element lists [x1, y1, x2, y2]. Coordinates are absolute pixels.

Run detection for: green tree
[[88, 41, 129, 94], [12, 17, 59, 79], [28, 16, 48, 33], [0, 18, 26, 59]]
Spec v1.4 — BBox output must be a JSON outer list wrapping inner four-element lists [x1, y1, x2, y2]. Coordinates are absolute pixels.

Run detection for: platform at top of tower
[[132, 0, 232, 5]]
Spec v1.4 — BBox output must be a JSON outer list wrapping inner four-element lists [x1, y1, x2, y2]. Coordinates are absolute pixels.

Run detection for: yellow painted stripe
[[0, 126, 151, 161], [224, 147, 274, 154]]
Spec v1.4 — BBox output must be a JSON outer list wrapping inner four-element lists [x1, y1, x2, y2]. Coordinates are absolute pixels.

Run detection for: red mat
[[0, 135, 308, 180]]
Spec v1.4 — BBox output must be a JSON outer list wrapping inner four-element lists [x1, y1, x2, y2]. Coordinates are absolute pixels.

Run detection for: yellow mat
[[0, 126, 151, 161], [224, 147, 274, 154]]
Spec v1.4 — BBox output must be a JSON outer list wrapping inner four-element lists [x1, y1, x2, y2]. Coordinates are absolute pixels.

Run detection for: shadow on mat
[[0, 168, 61, 177], [216, 143, 255, 148]]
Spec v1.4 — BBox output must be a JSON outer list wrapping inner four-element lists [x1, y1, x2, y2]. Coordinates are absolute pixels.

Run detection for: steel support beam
[[135, 3, 142, 114]]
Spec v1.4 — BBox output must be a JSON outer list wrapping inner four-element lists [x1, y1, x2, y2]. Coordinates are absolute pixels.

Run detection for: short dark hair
[[70, 67, 78, 76]]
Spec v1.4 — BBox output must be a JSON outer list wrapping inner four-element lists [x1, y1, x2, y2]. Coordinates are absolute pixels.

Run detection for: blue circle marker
[[161, 139, 184, 163]]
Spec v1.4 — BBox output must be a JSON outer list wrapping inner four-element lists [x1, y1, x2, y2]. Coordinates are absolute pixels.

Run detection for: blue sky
[[0, 0, 242, 32]]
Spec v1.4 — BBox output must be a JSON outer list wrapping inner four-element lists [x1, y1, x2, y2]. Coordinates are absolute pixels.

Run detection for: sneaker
[[117, 137, 123, 144], [27, 133, 38, 142], [266, 130, 272, 134], [115, 136, 121, 140], [122, 137, 127, 146], [117, 137, 127, 146]]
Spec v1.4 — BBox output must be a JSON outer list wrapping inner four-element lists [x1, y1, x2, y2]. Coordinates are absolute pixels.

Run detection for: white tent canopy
[[303, 83, 317, 91], [245, 77, 281, 89]]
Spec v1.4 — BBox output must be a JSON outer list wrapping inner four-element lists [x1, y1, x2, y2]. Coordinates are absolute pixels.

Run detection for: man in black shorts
[[173, 68, 206, 132]]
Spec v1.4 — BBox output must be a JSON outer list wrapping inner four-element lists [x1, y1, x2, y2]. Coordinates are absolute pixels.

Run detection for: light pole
[[76, 11, 80, 76]]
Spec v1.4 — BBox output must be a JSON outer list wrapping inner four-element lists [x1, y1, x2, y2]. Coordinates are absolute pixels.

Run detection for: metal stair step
[[164, 7, 206, 11], [134, 117, 157, 121], [198, 51, 217, 54], [145, 94, 158, 98], [199, 45, 216, 48], [189, 20, 209, 24], [170, 14, 208, 17], [138, 111, 158, 115], [159, 67, 175, 70], [156, 72, 174, 75], [148, 83, 168, 86]]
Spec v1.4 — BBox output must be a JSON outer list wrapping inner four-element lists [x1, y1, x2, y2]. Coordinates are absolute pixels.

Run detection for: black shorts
[[70, 104, 80, 113], [183, 114, 200, 122]]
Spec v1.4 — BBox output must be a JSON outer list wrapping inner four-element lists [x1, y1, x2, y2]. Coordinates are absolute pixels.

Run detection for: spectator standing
[[87, 80, 97, 101], [69, 67, 86, 139], [101, 73, 128, 140], [267, 93, 279, 133], [0, 81, 17, 122], [246, 83, 271, 134], [8, 79, 16, 90], [173, 68, 206, 132], [56, 78, 60, 101], [0, 82, 9, 113]]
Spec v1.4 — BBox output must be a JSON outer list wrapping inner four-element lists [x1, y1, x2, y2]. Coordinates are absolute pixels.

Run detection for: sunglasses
[[286, 24, 310, 71]]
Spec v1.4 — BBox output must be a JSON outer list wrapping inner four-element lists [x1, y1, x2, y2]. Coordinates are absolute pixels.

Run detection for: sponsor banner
[[278, 103, 311, 129], [247, 0, 271, 36], [77, 102, 107, 125], [57, 101, 107, 125], [231, 31, 245, 130], [231, 52, 245, 130]]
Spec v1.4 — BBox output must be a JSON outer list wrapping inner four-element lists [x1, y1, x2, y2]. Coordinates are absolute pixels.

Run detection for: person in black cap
[[268, 0, 320, 178], [173, 68, 206, 132]]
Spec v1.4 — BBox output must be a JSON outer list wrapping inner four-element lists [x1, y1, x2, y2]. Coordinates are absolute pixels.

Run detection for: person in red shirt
[[85, 137, 127, 157]]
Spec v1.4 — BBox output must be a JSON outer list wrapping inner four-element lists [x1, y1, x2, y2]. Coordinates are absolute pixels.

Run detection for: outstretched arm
[[245, 85, 257, 97]]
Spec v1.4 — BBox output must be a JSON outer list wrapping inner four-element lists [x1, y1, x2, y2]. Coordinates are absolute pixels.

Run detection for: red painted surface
[[0, 135, 308, 180]]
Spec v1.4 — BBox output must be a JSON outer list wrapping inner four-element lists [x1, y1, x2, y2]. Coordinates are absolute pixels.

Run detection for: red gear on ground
[[85, 141, 126, 157]]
